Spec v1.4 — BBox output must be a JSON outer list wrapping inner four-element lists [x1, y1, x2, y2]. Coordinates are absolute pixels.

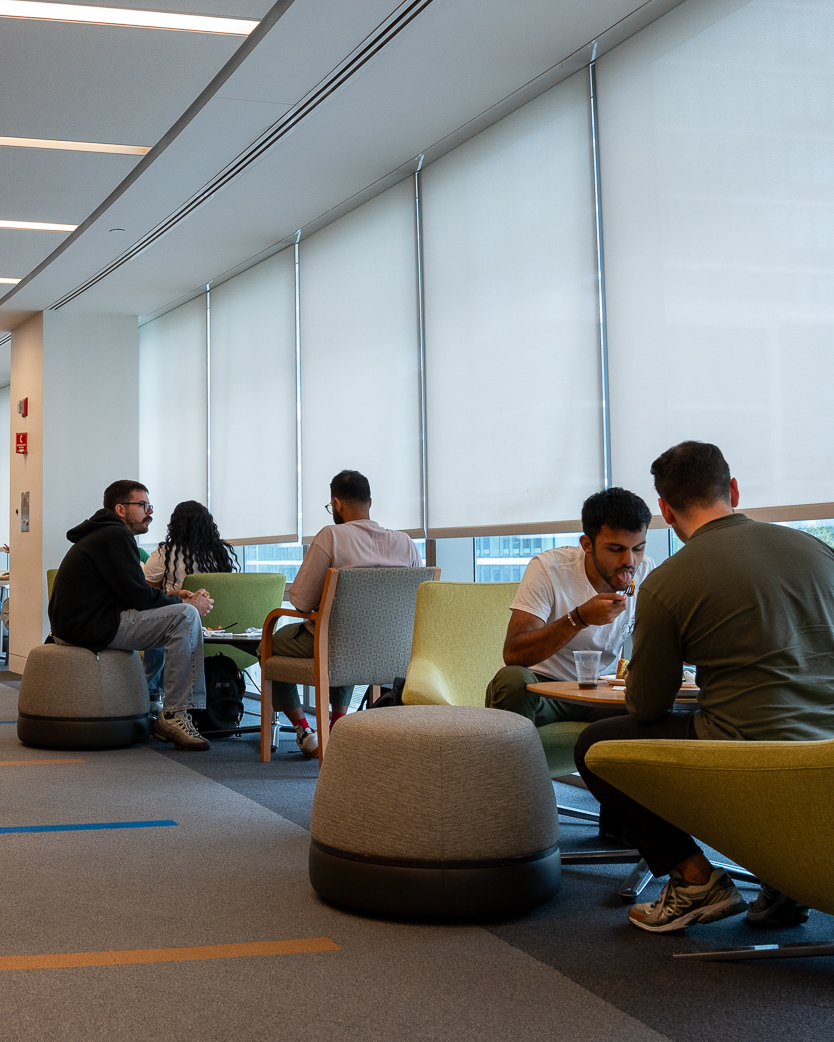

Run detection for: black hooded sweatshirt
[[48, 509, 180, 652]]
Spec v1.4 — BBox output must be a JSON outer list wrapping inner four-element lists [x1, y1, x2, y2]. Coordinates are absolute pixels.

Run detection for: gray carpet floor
[[1, 673, 831, 1041]]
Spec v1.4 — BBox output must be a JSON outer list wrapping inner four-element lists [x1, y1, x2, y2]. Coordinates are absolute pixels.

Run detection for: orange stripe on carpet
[[0, 759, 84, 766], [0, 938, 340, 971]]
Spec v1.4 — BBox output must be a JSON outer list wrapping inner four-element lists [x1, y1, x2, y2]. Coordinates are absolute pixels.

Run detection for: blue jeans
[[143, 647, 165, 699], [107, 603, 206, 714]]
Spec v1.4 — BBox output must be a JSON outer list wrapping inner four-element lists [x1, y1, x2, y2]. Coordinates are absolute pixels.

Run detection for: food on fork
[[626, 578, 636, 597]]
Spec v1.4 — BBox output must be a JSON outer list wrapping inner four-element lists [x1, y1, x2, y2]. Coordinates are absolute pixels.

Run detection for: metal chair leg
[[713, 861, 760, 886], [674, 941, 834, 962], [557, 804, 600, 823], [617, 859, 653, 901]]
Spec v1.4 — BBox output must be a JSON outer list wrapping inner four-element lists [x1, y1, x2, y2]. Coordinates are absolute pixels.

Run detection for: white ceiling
[[0, 0, 685, 337]]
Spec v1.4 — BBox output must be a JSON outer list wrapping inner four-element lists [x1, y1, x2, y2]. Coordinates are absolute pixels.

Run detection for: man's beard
[[591, 551, 632, 592], [332, 508, 344, 525], [126, 516, 151, 535]]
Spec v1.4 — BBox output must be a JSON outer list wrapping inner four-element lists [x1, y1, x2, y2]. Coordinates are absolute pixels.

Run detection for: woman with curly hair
[[143, 501, 238, 711], [144, 500, 238, 592]]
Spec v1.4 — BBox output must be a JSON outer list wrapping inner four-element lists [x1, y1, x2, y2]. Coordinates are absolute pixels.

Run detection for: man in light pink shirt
[[272, 469, 422, 756]]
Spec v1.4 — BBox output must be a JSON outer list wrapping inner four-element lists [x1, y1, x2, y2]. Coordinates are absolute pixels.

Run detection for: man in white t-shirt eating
[[485, 487, 654, 730]]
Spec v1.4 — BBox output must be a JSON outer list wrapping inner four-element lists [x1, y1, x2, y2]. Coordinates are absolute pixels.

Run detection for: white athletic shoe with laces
[[295, 725, 318, 757], [629, 868, 747, 932], [152, 710, 210, 751]]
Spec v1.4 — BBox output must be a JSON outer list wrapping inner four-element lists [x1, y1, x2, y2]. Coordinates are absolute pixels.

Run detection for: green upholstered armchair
[[182, 572, 286, 671], [401, 580, 589, 780], [586, 736, 834, 960]]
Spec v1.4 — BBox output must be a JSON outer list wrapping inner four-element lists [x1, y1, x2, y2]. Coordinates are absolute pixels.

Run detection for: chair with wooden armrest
[[260, 566, 439, 764]]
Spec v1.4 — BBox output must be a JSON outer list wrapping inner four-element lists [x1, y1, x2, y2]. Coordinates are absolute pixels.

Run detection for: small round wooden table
[[526, 680, 698, 705]]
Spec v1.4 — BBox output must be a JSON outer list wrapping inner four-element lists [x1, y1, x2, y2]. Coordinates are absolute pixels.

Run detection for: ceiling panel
[[65, 0, 272, 12], [0, 20, 242, 142], [0, 229, 71, 278], [0, 149, 141, 223]]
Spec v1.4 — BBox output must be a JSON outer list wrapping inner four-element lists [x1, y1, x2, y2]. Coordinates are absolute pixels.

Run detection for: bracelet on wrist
[[573, 605, 588, 627]]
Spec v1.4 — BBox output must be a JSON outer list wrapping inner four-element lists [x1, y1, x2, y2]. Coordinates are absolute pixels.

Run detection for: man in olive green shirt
[[575, 441, 834, 934]]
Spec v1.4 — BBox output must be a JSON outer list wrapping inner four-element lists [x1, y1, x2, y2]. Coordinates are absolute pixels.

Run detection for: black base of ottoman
[[309, 840, 561, 918], [17, 713, 151, 750]]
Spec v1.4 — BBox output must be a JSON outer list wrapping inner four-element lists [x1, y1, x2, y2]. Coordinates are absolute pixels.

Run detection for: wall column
[[9, 312, 139, 672]]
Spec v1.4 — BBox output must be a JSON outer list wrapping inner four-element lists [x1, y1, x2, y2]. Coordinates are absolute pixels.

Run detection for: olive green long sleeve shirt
[[625, 513, 834, 741]]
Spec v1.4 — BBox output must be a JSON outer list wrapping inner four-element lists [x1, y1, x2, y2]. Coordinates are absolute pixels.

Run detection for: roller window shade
[[209, 249, 297, 543], [599, 0, 834, 511], [299, 178, 422, 539], [139, 296, 207, 538], [420, 70, 602, 536]]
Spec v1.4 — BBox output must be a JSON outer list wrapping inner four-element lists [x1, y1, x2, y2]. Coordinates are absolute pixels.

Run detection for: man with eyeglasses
[[269, 469, 422, 756], [49, 480, 214, 751]]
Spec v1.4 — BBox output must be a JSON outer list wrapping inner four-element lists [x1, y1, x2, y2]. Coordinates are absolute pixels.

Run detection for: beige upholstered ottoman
[[18, 644, 150, 750], [309, 705, 560, 917]]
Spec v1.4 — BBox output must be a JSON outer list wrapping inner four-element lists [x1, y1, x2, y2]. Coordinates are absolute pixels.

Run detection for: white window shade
[[299, 179, 422, 539], [209, 249, 297, 543], [420, 70, 602, 536], [139, 296, 207, 542], [599, 0, 834, 512]]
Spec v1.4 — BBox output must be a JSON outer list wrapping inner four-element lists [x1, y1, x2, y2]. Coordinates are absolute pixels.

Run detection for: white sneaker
[[152, 710, 210, 751], [295, 725, 318, 757], [629, 868, 747, 933]]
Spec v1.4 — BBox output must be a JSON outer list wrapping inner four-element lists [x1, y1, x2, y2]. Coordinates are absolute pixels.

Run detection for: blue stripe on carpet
[[0, 820, 178, 834]]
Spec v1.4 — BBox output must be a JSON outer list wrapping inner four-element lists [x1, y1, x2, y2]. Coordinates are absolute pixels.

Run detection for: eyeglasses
[[122, 500, 152, 513], [325, 503, 333, 515]]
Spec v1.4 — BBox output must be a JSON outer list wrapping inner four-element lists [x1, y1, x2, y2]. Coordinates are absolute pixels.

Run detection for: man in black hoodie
[[49, 480, 214, 751]]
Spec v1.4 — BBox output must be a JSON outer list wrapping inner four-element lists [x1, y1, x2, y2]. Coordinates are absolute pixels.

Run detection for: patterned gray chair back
[[326, 567, 437, 688]]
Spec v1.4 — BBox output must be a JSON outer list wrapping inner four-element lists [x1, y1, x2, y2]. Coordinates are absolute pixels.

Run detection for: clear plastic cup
[[573, 650, 602, 690]]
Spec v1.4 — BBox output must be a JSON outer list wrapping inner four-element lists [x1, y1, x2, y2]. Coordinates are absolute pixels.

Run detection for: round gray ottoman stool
[[18, 644, 151, 750], [309, 705, 560, 917]]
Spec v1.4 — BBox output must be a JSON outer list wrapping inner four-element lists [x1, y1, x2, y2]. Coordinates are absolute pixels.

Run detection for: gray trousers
[[107, 603, 206, 713], [270, 622, 353, 714], [485, 665, 627, 726]]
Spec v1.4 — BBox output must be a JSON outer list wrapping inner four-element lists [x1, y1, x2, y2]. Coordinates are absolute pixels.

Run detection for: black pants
[[573, 711, 703, 877]]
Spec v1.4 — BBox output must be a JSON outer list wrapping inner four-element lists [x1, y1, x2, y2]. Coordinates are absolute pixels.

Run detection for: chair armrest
[[402, 658, 454, 706], [261, 607, 319, 668]]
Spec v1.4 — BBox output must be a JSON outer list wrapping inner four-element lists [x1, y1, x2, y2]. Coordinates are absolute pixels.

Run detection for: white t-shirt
[[143, 546, 187, 593], [510, 545, 655, 681]]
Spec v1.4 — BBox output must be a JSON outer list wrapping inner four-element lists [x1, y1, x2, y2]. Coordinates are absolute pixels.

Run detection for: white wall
[[10, 312, 139, 668], [9, 314, 44, 670], [0, 384, 10, 548]]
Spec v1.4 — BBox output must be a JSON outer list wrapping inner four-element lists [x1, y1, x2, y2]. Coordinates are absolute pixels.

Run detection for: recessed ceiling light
[[0, 277, 21, 284], [0, 219, 77, 231], [0, 135, 150, 155], [0, 2, 258, 35]]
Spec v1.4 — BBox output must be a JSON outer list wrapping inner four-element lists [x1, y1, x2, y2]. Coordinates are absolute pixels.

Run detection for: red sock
[[330, 707, 347, 730], [294, 717, 311, 732]]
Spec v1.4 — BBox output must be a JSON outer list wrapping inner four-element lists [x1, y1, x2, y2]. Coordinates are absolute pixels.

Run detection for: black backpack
[[358, 677, 406, 710], [191, 653, 245, 734]]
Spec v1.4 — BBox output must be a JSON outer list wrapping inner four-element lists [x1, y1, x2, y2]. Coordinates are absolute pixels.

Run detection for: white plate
[[601, 675, 698, 691]]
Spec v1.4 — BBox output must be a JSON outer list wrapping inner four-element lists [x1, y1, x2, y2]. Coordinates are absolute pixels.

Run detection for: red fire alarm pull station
[[16, 398, 28, 417], [15, 432, 28, 454]]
